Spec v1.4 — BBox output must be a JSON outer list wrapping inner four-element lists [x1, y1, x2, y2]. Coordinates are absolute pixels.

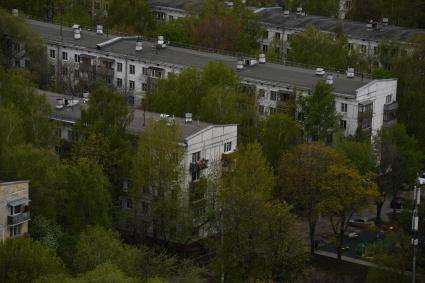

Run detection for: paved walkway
[[315, 250, 379, 268]]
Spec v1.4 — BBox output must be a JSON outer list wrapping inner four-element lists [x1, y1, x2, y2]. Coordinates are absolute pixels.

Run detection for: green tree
[[0, 144, 60, 219], [287, 27, 361, 71], [73, 86, 133, 197], [108, 0, 155, 34], [258, 113, 300, 169], [277, 143, 346, 255], [365, 231, 413, 283], [0, 238, 66, 283], [319, 165, 379, 261], [212, 144, 306, 281], [302, 81, 339, 142], [336, 138, 377, 175], [155, 17, 194, 45], [375, 124, 423, 219], [0, 9, 48, 84], [30, 216, 63, 252], [131, 118, 186, 242], [0, 71, 54, 147], [54, 158, 112, 233], [287, 0, 340, 17]]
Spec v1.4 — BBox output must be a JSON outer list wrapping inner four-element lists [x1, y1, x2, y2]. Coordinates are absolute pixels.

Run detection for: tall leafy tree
[[131, 118, 187, 242], [301, 81, 339, 142], [0, 238, 66, 283], [258, 113, 300, 169], [375, 123, 423, 218], [0, 71, 54, 147], [319, 165, 379, 261], [0, 8, 48, 83], [108, 0, 155, 34], [54, 158, 112, 233], [277, 143, 346, 255], [287, 27, 362, 71], [287, 0, 340, 17], [73, 86, 133, 197], [212, 144, 306, 281]]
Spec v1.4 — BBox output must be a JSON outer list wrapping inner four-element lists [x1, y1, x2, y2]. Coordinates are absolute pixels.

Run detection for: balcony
[[358, 111, 373, 120], [190, 159, 209, 173], [79, 63, 96, 73], [384, 102, 398, 112], [97, 66, 114, 77], [8, 211, 31, 226]]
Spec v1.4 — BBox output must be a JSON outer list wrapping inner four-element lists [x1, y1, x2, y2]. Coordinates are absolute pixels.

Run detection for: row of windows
[[49, 49, 81, 63], [117, 63, 163, 78], [116, 78, 147, 91]]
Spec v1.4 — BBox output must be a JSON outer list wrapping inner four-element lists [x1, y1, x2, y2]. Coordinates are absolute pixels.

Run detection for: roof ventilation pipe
[[283, 10, 290, 17], [12, 9, 18, 17], [259, 53, 266, 64], [96, 25, 103, 35], [157, 36, 167, 49], [185, 113, 192, 123], [236, 58, 244, 70], [296, 7, 302, 16], [135, 41, 143, 52], [73, 24, 81, 40]]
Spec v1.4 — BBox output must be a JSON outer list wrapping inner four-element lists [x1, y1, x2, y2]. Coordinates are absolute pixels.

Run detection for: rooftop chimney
[[185, 113, 193, 123], [73, 24, 81, 40], [326, 75, 334, 85], [157, 36, 167, 48], [382, 18, 389, 26], [12, 9, 18, 17], [135, 41, 143, 52], [283, 10, 290, 17], [259, 53, 266, 64], [96, 25, 103, 35], [236, 58, 244, 70]]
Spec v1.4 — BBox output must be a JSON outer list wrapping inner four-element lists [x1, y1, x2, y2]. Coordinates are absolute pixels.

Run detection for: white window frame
[[224, 142, 232, 153]]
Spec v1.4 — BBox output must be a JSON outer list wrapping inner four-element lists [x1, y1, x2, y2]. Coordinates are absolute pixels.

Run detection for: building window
[[56, 127, 62, 138], [142, 67, 149, 76], [74, 54, 80, 63], [192, 151, 201, 163], [142, 83, 148, 91], [49, 49, 56, 59], [169, 15, 174, 21], [224, 142, 232, 153], [263, 30, 269, 39], [258, 89, 265, 98], [348, 43, 353, 50], [67, 129, 73, 140], [258, 105, 265, 114], [9, 205, 21, 215], [275, 32, 281, 40], [359, 103, 373, 113], [386, 95, 392, 104], [129, 64, 135, 74], [341, 103, 348, 113], [152, 69, 163, 78], [62, 51, 68, 61], [126, 199, 133, 209], [117, 78, 123, 88], [361, 45, 367, 53], [117, 62, 122, 72], [129, 80, 135, 90], [10, 224, 21, 237], [270, 91, 277, 101], [142, 202, 149, 214], [191, 169, 200, 182], [262, 44, 268, 53], [340, 120, 347, 129]]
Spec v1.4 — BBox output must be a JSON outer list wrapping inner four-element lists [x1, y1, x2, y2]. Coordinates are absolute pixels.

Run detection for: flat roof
[[27, 19, 373, 95], [148, 0, 201, 10], [39, 90, 226, 140], [257, 8, 424, 42]]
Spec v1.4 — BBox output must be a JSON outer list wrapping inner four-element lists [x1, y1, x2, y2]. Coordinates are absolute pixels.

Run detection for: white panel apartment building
[[28, 19, 397, 137], [0, 180, 30, 241], [42, 90, 237, 229], [147, 1, 422, 59]]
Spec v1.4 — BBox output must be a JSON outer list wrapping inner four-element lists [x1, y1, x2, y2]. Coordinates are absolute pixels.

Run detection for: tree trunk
[[375, 201, 384, 224], [309, 221, 317, 255], [337, 226, 344, 262]]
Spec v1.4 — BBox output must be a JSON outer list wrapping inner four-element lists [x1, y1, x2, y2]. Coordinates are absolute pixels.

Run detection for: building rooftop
[[27, 19, 373, 95], [40, 90, 223, 141], [148, 0, 201, 11], [257, 7, 424, 42]]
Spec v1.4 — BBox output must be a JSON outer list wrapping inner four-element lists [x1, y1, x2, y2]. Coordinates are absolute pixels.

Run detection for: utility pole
[[412, 186, 420, 283]]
